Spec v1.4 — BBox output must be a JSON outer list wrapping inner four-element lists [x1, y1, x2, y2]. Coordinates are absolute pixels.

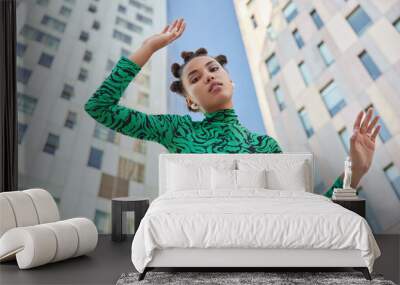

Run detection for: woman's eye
[[211, 66, 219, 71], [191, 77, 198, 83]]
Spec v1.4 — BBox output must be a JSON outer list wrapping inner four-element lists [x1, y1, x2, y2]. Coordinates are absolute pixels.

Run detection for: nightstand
[[332, 197, 365, 218], [111, 196, 150, 242]]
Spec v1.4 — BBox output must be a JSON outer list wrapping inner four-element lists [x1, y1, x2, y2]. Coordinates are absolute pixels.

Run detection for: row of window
[[18, 120, 146, 157], [273, 74, 392, 141], [282, 2, 372, 37], [297, 98, 392, 145], [36, 0, 73, 18], [118, 3, 153, 26], [128, 0, 154, 14], [266, 44, 381, 86], [17, 89, 148, 150], [20, 24, 61, 51], [267, 2, 397, 49]]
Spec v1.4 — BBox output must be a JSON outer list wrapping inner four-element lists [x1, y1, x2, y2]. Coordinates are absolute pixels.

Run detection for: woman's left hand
[[349, 107, 381, 188]]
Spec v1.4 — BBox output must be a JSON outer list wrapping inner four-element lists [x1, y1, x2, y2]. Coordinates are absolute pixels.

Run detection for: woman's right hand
[[142, 18, 186, 53]]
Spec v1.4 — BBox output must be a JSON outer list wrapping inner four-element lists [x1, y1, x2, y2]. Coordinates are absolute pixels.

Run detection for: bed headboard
[[158, 153, 314, 195]]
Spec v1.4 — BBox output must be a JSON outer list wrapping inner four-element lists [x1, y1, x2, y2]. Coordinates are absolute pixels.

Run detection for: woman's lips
[[209, 84, 222, 93]]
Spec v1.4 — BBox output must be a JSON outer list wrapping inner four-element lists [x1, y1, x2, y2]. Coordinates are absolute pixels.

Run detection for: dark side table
[[112, 196, 150, 242], [332, 197, 366, 218]]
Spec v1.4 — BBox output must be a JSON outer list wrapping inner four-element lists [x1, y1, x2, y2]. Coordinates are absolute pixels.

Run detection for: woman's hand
[[348, 107, 381, 188], [142, 18, 186, 53]]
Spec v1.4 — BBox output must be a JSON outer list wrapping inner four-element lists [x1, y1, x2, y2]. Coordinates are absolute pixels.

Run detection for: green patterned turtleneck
[[84, 56, 343, 198]]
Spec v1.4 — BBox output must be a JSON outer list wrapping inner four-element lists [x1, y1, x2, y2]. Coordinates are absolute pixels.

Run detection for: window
[[265, 53, 280, 78], [59, 6, 72, 17], [88, 147, 103, 169], [266, 24, 276, 40], [20, 24, 61, 50], [338, 127, 350, 153], [61, 84, 74, 100], [136, 13, 152, 25], [88, 4, 97, 13], [383, 163, 400, 200], [83, 50, 93, 62], [106, 59, 115, 72], [43, 133, 60, 155], [292, 28, 304, 48], [64, 0, 76, 5], [310, 9, 323, 29], [133, 139, 146, 154], [320, 80, 346, 117], [129, 0, 153, 14], [79, 31, 89, 42], [298, 61, 312, 86], [94, 122, 118, 144], [318, 41, 334, 66], [78, 68, 88, 81], [64, 111, 77, 129], [134, 73, 150, 88], [94, 209, 111, 234], [38, 52, 54, 68], [282, 1, 298, 23], [358, 50, 381, 80], [250, 14, 258, 28], [346, 6, 372, 36], [273, 86, 286, 111], [18, 122, 28, 144], [137, 91, 149, 107], [364, 105, 391, 143], [36, 0, 49, 6], [121, 48, 130, 58], [16, 42, 27, 57], [116, 16, 143, 33], [92, 20, 100, 30], [41, 15, 66, 33], [98, 173, 129, 200], [16, 66, 32, 84], [113, 29, 132, 45], [17, 92, 38, 115], [298, 107, 314, 138], [118, 157, 145, 183], [118, 4, 126, 14], [394, 17, 400, 32]]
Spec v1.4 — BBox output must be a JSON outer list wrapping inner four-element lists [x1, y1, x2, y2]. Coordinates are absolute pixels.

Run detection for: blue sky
[[166, 0, 268, 134]]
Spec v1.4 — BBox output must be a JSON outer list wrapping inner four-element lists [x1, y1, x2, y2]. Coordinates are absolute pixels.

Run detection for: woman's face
[[181, 55, 234, 113]]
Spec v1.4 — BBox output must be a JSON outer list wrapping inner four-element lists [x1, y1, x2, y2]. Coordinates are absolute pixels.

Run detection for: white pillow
[[211, 168, 237, 190], [167, 162, 212, 191], [266, 162, 307, 191], [236, 169, 268, 189], [237, 159, 308, 191], [211, 168, 268, 190]]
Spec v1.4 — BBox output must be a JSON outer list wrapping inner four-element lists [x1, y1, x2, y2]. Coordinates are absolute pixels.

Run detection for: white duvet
[[131, 189, 381, 273]]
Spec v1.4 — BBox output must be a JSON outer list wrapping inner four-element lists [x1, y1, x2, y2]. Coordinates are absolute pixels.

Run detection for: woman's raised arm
[[84, 18, 187, 147]]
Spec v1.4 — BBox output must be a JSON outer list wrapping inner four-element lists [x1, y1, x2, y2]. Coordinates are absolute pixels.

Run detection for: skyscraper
[[16, 0, 168, 234], [234, 0, 400, 233]]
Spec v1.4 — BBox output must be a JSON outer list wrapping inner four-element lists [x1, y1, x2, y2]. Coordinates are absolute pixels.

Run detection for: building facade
[[16, 0, 168, 234], [234, 0, 400, 233]]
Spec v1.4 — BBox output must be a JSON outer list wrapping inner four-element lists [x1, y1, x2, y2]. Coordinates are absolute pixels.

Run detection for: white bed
[[130, 153, 381, 281]]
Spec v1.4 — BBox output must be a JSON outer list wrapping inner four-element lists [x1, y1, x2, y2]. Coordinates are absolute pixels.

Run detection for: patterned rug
[[116, 271, 396, 285]]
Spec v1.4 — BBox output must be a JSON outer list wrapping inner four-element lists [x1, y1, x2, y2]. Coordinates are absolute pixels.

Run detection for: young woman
[[84, 18, 381, 198]]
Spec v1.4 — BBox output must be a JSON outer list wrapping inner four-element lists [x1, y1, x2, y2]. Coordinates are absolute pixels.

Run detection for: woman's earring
[[191, 103, 198, 110]]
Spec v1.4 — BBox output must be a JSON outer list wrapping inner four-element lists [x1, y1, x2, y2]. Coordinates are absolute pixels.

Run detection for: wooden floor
[[0, 234, 398, 285]]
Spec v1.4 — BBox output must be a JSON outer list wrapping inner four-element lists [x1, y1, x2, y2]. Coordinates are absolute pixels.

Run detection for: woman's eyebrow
[[187, 61, 214, 78]]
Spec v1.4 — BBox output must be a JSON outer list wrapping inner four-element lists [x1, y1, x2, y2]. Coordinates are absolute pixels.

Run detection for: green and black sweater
[[84, 56, 342, 198]]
